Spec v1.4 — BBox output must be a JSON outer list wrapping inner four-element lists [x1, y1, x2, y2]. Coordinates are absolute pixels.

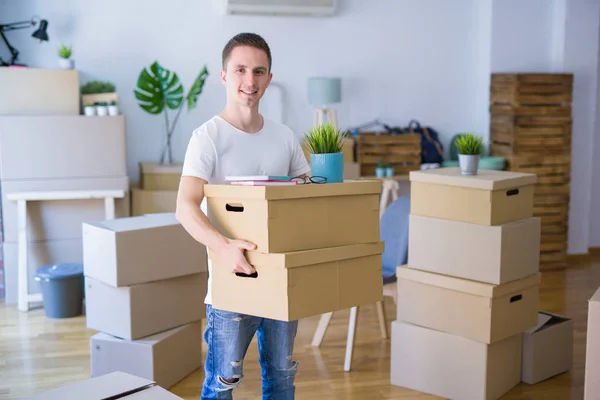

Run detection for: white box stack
[[82, 212, 208, 389]]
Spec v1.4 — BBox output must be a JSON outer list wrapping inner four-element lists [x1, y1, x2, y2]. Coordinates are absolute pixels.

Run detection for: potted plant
[[58, 44, 74, 69], [134, 61, 209, 165], [95, 101, 108, 116], [375, 158, 386, 178], [108, 100, 119, 116], [385, 163, 395, 177], [455, 133, 484, 175], [304, 122, 347, 183], [83, 103, 95, 116]]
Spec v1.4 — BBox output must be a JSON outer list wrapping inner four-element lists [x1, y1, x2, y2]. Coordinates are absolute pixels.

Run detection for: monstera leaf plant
[[134, 61, 209, 165]]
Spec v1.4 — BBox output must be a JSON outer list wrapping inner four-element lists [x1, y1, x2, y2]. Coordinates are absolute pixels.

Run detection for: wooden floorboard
[[1, 257, 599, 399]]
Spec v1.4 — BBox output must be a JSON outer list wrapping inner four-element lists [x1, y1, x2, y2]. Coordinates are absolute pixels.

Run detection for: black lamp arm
[[0, 30, 18, 66], [0, 20, 37, 32]]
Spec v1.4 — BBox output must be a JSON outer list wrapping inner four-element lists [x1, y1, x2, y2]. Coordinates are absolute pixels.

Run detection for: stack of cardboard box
[[391, 167, 542, 399], [131, 162, 182, 216], [204, 180, 385, 321], [81, 212, 208, 389]]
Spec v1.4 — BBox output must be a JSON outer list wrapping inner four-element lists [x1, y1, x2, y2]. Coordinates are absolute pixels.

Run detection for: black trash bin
[[34, 263, 84, 318]]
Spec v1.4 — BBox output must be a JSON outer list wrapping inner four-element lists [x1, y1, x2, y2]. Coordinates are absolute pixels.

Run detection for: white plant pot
[[458, 154, 480, 175], [96, 106, 108, 116], [108, 105, 119, 116], [83, 106, 96, 116], [59, 58, 74, 69]]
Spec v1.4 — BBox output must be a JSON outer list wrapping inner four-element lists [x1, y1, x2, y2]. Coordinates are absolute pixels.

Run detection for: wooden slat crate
[[534, 194, 569, 270], [501, 154, 571, 197], [490, 113, 572, 155], [357, 133, 421, 176], [491, 73, 573, 107]]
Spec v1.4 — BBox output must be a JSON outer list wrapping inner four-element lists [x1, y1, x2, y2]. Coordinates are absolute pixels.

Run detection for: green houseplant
[[134, 61, 209, 165], [304, 122, 347, 183], [58, 44, 74, 69], [455, 133, 484, 175]]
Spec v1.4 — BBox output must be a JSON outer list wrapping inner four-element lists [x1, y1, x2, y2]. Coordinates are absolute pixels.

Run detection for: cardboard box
[[131, 188, 177, 216], [408, 214, 541, 284], [391, 321, 521, 400], [140, 162, 183, 191], [0, 68, 80, 116], [211, 242, 384, 321], [82, 213, 207, 287], [344, 162, 360, 179], [409, 167, 537, 225], [204, 180, 381, 253], [585, 286, 600, 399], [396, 266, 540, 344], [85, 272, 207, 340], [91, 321, 203, 389], [23, 371, 183, 399], [521, 311, 573, 384], [0, 115, 127, 181]]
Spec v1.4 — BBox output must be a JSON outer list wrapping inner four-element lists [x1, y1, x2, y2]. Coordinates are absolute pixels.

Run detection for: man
[[176, 32, 310, 400]]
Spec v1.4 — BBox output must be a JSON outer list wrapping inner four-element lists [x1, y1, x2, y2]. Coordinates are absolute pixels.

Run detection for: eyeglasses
[[291, 176, 327, 184]]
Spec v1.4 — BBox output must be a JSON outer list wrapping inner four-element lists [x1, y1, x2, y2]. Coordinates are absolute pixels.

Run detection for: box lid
[[409, 167, 537, 190], [590, 286, 600, 303], [245, 241, 384, 268], [84, 213, 179, 232], [397, 265, 540, 298], [140, 162, 183, 174], [204, 180, 382, 200], [24, 371, 182, 399], [524, 311, 572, 334]]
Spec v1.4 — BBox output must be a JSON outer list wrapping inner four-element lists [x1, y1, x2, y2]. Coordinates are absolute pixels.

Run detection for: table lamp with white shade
[[308, 76, 341, 128]]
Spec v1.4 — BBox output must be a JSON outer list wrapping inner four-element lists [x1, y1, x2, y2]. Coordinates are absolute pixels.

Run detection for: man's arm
[[175, 176, 256, 274]]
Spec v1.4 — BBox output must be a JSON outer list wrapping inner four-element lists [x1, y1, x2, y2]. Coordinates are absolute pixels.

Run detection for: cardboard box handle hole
[[226, 203, 244, 212], [510, 294, 523, 303], [235, 271, 258, 279], [506, 188, 519, 197]]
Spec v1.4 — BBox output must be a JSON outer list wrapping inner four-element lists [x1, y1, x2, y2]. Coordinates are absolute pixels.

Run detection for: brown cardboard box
[[131, 188, 177, 216], [585, 286, 600, 399], [140, 162, 183, 191], [408, 214, 541, 284], [82, 213, 207, 287], [23, 371, 183, 399], [85, 272, 207, 340], [211, 242, 384, 321], [396, 266, 539, 344], [410, 167, 537, 225], [91, 321, 203, 389], [204, 180, 381, 253], [521, 311, 573, 384], [391, 321, 522, 400]]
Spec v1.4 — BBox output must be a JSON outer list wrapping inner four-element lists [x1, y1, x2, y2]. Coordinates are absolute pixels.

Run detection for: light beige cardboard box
[[211, 242, 384, 321], [391, 320, 522, 400], [91, 321, 203, 389], [521, 311, 573, 384], [204, 180, 381, 253], [131, 187, 177, 216], [82, 213, 207, 287], [22, 371, 183, 399], [140, 162, 183, 191], [408, 214, 541, 284], [396, 266, 540, 344], [585, 286, 600, 399], [409, 167, 537, 226], [0, 68, 80, 115], [85, 272, 207, 340]]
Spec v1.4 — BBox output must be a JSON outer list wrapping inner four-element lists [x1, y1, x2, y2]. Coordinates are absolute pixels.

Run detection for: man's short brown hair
[[222, 32, 272, 72]]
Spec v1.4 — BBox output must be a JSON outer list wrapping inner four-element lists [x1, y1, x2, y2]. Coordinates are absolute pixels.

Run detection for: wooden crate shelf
[[534, 194, 569, 270], [491, 73, 573, 107], [502, 155, 571, 197], [357, 133, 421, 176]]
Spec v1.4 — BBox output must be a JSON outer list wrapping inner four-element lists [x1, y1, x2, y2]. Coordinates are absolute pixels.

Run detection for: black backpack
[[384, 120, 445, 164]]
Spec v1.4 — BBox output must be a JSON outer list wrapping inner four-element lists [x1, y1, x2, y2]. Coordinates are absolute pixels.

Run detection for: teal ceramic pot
[[310, 152, 344, 183]]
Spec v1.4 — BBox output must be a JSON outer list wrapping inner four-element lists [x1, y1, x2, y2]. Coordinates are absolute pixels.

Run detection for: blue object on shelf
[[442, 156, 506, 170], [310, 152, 344, 183], [34, 263, 84, 319]]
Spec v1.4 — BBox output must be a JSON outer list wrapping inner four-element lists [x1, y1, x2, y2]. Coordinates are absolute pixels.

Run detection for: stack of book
[[225, 175, 298, 186]]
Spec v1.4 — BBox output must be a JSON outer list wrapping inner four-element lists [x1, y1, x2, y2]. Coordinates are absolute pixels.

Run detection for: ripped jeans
[[201, 304, 299, 400]]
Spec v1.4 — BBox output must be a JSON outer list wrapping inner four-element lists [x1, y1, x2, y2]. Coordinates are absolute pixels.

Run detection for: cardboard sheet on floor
[[409, 167, 536, 225], [585, 286, 600, 399]]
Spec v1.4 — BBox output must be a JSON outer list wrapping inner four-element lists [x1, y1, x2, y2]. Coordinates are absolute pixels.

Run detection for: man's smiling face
[[221, 45, 272, 109]]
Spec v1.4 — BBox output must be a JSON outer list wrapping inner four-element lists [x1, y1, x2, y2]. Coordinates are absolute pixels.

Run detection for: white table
[[6, 189, 126, 312]]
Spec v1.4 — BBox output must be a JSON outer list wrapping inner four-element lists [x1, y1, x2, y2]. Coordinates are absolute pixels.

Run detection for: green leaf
[[455, 133, 484, 155], [134, 61, 184, 115], [186, 65, 209, 110], [303, 122, 348, 154]]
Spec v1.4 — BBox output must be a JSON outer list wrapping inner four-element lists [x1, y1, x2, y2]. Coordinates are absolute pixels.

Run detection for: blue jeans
[[201, 305, 299, 399]]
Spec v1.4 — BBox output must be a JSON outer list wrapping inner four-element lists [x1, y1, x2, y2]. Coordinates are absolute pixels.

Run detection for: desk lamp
[[0, 17, 49, 66], [308, 76, 341, 128]]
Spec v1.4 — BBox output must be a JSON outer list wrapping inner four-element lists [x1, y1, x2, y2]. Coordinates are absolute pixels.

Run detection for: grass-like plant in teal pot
[[304, 122, 347, 183]]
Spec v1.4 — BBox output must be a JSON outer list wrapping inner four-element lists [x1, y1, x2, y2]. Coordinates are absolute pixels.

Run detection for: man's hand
[[217, 238, 257, 275]]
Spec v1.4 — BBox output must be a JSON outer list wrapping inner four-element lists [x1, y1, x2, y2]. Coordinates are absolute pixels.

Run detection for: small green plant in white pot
[[83, 103, 95, 116], [455, 133, 484, 175], [95, 101, 108, 116], [58, 44, 74, 69], [108, 100, 119, 116]]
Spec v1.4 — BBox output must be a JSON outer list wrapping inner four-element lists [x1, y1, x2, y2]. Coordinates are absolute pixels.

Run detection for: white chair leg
[[376, 301, 388, 339], [344, 306, 359, 372], [311, 312, 333, 347]]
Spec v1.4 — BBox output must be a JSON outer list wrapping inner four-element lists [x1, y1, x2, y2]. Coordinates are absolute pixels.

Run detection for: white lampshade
[[308, 77, 341, 106]]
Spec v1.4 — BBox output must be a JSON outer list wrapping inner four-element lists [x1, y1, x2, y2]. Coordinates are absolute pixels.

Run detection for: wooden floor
[[1, 256, 599, 400]]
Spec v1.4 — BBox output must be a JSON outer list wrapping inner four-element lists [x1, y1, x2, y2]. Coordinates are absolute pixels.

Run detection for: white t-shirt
[[181, 115, 311, 305]]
